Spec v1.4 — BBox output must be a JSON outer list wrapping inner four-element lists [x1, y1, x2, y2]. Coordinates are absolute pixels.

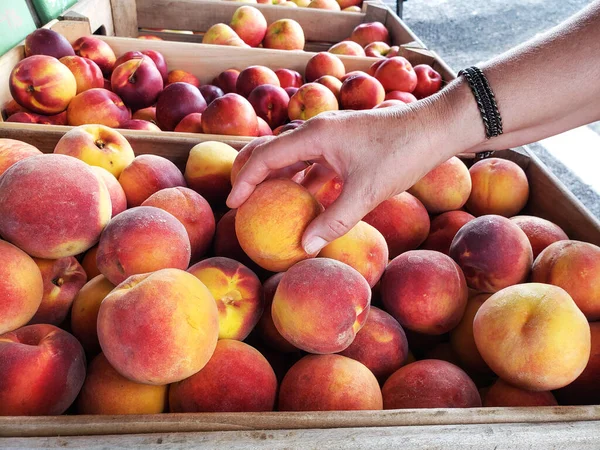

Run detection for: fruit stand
[[1, 0, 600, 448]]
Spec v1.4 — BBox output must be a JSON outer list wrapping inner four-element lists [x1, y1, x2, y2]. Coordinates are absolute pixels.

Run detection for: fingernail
[[304, 236, 327, 255]]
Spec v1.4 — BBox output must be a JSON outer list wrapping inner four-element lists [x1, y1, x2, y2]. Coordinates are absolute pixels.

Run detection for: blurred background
[[393, 0, 600, 218]]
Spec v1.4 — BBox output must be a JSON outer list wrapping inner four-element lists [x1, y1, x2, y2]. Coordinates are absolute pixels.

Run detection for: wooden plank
[[66, 0, 115, 35], [48, 16, 92, 43], [1, 406, 600, 437], [110, 0, 138, 37], [2, 421, 600, 449]]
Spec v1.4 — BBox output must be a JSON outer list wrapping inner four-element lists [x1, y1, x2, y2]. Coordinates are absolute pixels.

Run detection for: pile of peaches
[[219, 0, 364, 12], [4, 12, 439, 137], [1, 106, 599, 416]]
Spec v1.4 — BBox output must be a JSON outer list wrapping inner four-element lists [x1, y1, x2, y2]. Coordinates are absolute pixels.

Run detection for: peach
[[328, 41, 366, 57], [278, 354, 382, 411], [466, 158, 529, 217], [421, 210, 475, 255], [202, 93, 259, 137], [381, 250, 468, 335], [385, 90, 417, 103], [0, 325, 86, 416], [184, 141, 238, 206], [272, 258, 370, 353], [120, 119, 162, 131], [510, 215, 569, 259], [531, 240, 600, 320], [339, 306, 408, 383], [188, 257, 262, 340], [412, 64, 443, 99], [255, 273, 297, 352], [363, 192, 430, 258], [169, 340, 277, 412], [28, 257, 87, 326], [364, 41, 391, 58], [248, 84, 290, 129], [9, 55, 77, 114], [118, 154, 186, 207], [340, 73, 385, 110], [215, 69, 240, 93], [449, 215, 533, 293], [81, 245, 100, 280], [97, 269, 219, 384], [318, 220, 388, 287], [342, 4, 362, 11], [263, 19, 305, 50], [70, 275, 115, 356], [25, 29, 75, 59], [275, 68, 303, 88], [301, 162, 343, 208], [257, 117, 273, 136], [2, 99, 30, 118], [166, 69, 200, 88], [315, 75, 343, 99], [230, 5, 268, 47], [288, 82, 339, 120], [132, 106, 157, 123], [382, 360, 481, 409], [0, 240, 43, 334], [73, 36, 116, 76], [174, 113, 203, 133], [67, 88, 131, 128], [308, 0, 341, 9], [273, 119, 304, 135], [554, 322, 600, 405], [367, 60, 384, 77], [59, 55, 104, 94], [138, 35, 163, 40], [6, 111, 65, 125], [97, 206, 191, 285], [374, 56, 417, 93], [202, 23, 248, 47], [141, 50, 168, 82], [236, 179, 322, 271], [0, 138, 42, 177], [53, 124, 135, 178], [483, 379, 557, 407], [373, 99, 405, 109], [408, 156, 472, 213], [473, 283, 590, 391], [236, 65, 280, 98], [0, 154, 111, 258], [449, 293, 492, 373], [156, 82, 207, 131], [142, 187, 214, 261], [305, 52, 345, 82], [350, 22, 390, 47], [111, 55, 163, 111], [78, 353, 167, 414]]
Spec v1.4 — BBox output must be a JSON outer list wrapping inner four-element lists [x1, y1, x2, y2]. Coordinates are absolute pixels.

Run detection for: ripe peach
[[166, 69, 200, 88], [2, 98, 29, 117], [236, 65, 280, 98], [132, 106, 156, 123], [474, 283, 590, 391], [381, 250, 468, 335], [10, 55, 77, 115], [97, 269, 219, 384], [28, 257, 87, 326], [81, 245, 100, 279], [340, 73, 385, 110], [236, 179, 322, 271], [385, 90, 417, 102], [0, 154, 112, 258], [118, 154, 186, 207], [275, 68, 303, 88], [230, 5, 268, 47], [363, 192, 430, 258], [412, 64, 443, 98], [510, 215, 569, 259], [263, 19, 305, 50], [319, 220, 388, 287], [184, 141, 238, 206], [364, 41, 392, 58], [59, 55, 104, 94], [373, 99, 405, 109], [374, 56, 417, 93], [0, 240, 43, 335], [71, 275, 115, 356], [169, 340, 277, 412], [202, 23, 248, 47], [531, 240, 600, 320], [483, 379, 557, 407], [111, 55, 164, 111], [53, 124, 134, 178], [300, 163, 343, 208], [120, 119, 162, 131], [466, 158, 529, 217], [257, 116, 273, 136], [339, 306, 408, 383], [408, 156, 472, 213], [188, 257, 262, 340], [382, 360, 481, 409], [272, 258, 370, 353], [67, 88, 131, 128], [421, 210, 475, 255], [214, 69, 240, 93], [308, 0, 341, 9], [449, 215, 533, 293], [97, 206, 191, 285], [350, 22, 390, 47], [279, 354, 382, 411], [305, 52, 345, 82], [288, 82, 339, 120], [25, 29, 75, 59], [248, 84, 290, 129], [142, 187, 215, 261], [156, 82, 207, 131], [328, 41, 366, 57], [174, 113, 203, 133], [0, 138, 41, 177], [315, 75, 343, 99], [6, 111, 66, 125], [202, 93, 259, 137], [78, 353, 168, 414], [141, 50, 168, 82], [0, 325, 86, 415], [200, 85, 224, 105], [73, 36, 116, 76]]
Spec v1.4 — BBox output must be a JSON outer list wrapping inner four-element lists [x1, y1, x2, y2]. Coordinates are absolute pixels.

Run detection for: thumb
[[302, 181, 377, 255]]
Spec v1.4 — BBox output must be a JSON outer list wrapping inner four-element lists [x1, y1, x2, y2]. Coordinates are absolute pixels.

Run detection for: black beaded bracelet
[[458, 66, 503, 140]]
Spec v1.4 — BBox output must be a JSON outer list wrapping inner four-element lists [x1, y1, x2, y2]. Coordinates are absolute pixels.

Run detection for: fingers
[[302, 179, 379, 254], [227, 125, 320, 208]]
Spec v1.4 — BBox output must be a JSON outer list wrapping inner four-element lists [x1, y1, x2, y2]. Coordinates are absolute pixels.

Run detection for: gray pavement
[[391, 0, 600, 219]]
